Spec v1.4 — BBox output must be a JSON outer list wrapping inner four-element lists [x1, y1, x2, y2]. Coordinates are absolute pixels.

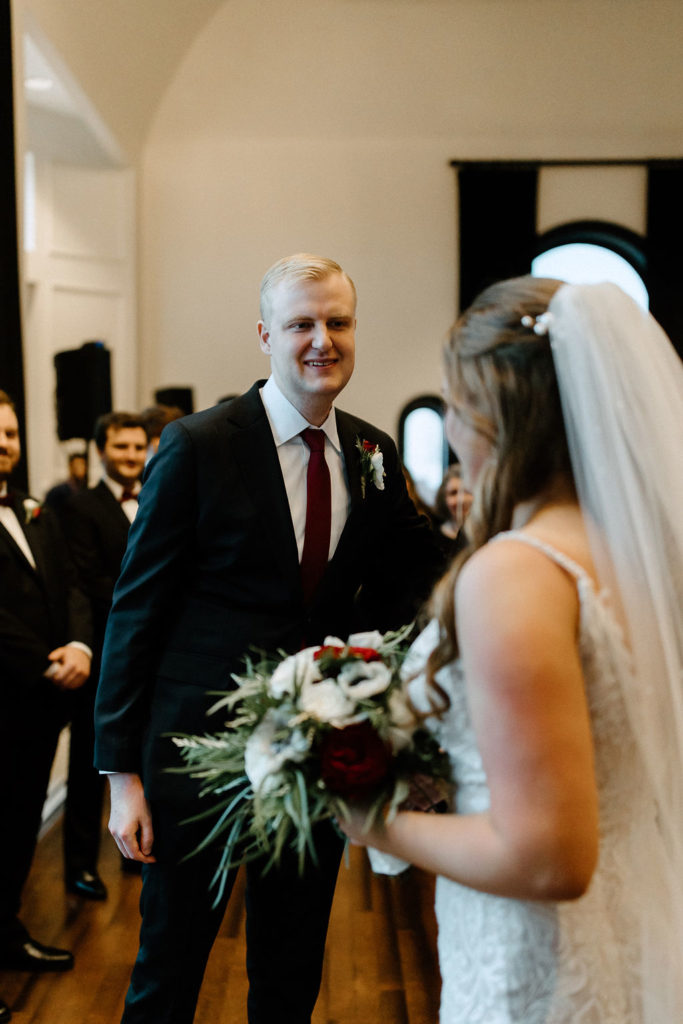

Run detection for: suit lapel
[[0, 492, 41, 572], [337, 412, 364, 509], [22, 507, 54, 582], [94, 480, 133, 534], [228, 384, 300, 584]]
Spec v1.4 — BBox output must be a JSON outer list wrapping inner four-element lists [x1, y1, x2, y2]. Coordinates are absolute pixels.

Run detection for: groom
[[94, 253, 442, 1023]]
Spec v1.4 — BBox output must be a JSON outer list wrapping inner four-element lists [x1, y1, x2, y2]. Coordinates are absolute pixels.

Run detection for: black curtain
[[646, 165, 683, 359], [457, 163, 539, 312], [0, 1, 27, 489]]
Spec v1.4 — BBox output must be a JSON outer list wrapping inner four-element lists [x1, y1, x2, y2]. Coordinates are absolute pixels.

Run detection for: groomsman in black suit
[[0, 390, 92, 1023], [94, 254, 443, 1024], [61, 411, 148, 900]]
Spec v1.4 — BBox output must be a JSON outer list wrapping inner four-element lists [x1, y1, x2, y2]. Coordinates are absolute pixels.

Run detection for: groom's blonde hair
[[259, 253, 357, 324]]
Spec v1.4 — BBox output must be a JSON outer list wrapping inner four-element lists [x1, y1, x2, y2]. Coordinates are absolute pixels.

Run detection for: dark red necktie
[[300, 428, 331, 604]]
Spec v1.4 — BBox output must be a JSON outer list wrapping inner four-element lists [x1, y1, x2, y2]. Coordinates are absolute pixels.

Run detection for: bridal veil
[[547, 282, 683, 1022]]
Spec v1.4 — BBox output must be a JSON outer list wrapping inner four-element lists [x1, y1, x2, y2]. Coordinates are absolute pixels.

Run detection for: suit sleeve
[[0, 607, 54, 686], [62, 494, 118, 631], [94, 421, 196, 772], [0, 510, 92, 689]]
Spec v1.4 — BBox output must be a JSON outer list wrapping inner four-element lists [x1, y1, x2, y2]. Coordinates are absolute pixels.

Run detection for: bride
[[339, 276, 683, 1022]]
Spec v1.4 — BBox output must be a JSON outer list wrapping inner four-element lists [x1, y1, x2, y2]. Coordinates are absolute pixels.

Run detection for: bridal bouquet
[[171, 624, 450, 897]]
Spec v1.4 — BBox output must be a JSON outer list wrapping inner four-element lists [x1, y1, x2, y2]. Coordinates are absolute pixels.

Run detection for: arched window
[[532, 221, 648, 308], [398, 395, 449, 506]]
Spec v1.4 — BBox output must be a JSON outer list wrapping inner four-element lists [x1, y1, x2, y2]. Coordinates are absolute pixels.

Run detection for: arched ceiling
[[18, 0, 226, 161]]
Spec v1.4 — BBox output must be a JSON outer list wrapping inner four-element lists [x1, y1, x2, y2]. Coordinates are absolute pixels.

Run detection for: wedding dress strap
[[491, 530, 592, 586]]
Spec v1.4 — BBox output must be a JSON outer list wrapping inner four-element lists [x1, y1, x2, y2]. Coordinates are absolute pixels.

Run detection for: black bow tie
[[0, 493, 12, 507], [119, 490, 138, 503]]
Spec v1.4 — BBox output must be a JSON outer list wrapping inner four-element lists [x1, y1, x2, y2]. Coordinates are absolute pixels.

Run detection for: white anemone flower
[[387, 687, 418, 752], [337, 659, 392, 700], [269, 647, 320, 697], [370, 449, 385, 490], [244, 708, 309, 793], [299, 678, 357, 727], [322, 635, 346, 649], [347, 630, 385, 650]]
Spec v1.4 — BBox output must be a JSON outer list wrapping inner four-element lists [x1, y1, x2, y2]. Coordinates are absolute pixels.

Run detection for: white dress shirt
[[0, 483, 37, 567], [260, 377, 350, 560]]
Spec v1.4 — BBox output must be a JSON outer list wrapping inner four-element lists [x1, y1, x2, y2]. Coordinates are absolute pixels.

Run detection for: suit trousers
[[63, 676, 106, 873], [0, 693, 66, 947], [121, 800, 344, 1024]]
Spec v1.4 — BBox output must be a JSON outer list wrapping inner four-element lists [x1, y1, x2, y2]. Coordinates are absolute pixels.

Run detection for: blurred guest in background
[[401, 464, 437, 523], [60, 412, 147, 900], [140, 404, 185, 461], [432, 463, 472, 560], [44, 451, 88, 514], [0, 390, 91, 1014]]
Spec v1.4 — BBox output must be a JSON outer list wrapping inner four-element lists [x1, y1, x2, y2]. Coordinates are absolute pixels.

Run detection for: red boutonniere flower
[[23, 498, 42, 524], [355, 437, 385, 498]]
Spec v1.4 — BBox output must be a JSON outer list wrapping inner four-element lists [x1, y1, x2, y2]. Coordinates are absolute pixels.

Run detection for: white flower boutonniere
[[355, 437, 385, 497], [23, 498, 42, 525]]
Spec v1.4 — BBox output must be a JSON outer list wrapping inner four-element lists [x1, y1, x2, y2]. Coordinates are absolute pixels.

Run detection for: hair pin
[[521, 311, 553, 336]]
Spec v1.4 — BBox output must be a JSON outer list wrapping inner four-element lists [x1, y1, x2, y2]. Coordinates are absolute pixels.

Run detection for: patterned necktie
[[300, 428, 331, 604]]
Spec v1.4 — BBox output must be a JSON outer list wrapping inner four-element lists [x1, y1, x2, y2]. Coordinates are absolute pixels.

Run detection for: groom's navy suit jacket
[[94, 382, 442, 805]]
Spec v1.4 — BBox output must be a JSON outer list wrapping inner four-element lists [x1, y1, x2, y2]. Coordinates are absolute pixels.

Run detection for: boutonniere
[[23, 498, 42, 524], [355, 437, 385, 498]]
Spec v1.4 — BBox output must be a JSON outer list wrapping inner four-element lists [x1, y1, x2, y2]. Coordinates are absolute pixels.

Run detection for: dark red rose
[[362, 440, 376, 452], [320, 721, 392, 800]]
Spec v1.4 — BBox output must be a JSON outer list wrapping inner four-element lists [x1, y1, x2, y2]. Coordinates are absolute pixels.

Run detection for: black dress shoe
[[0, 937, 74, 972], [66, 868, 108, 901], [0, 996, 11, 1022]]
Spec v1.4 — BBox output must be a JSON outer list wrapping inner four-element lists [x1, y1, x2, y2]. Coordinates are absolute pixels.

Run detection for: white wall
[[22, 157, 137, 497], [139, 0, 683, 433]]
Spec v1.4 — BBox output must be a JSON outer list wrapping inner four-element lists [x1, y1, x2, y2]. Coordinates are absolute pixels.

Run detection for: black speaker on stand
[[154, 386, 194, 416], [54, 341, 112, 441]]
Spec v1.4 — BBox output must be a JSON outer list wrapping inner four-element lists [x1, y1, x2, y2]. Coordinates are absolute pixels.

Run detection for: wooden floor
[[2, 813, 441, 1023]]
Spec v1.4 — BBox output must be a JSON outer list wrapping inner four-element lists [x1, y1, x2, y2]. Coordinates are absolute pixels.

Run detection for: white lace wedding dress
[[407, 532, 651, 1023]]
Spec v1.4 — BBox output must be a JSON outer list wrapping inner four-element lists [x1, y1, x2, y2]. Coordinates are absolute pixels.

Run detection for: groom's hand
[[107, 771, 157, 863]]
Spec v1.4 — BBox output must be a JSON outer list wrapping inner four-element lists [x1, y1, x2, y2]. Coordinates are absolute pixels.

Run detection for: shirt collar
[[260, 376, 341, 453], [102, 475, 141, 501]]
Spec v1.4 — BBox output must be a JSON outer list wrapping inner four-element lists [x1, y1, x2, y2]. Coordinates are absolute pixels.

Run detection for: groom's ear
[[257, 321, 271, 354]]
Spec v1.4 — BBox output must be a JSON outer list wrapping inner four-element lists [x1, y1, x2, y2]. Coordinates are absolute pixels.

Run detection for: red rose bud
[[314, 645, 342, 661], [314, 645, 381, 663], [347, 646, 381, 662], [362, 440, 376, 452], [320, 721, 392, 800]]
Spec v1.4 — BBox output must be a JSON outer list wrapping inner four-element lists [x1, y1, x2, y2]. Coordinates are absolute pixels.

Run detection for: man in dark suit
[[0, 390, 92, 1024], [61, 411, 147, 900], [94, 254, 443, 1024], [44, 450, 88, 513]]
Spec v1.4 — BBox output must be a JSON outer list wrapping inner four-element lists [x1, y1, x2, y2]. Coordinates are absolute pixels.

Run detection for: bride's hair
[[427, 275, 573, 696]]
